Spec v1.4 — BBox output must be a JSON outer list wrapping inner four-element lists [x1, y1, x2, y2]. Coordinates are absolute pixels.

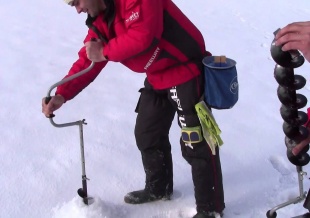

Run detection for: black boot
[[124, 148, 173, 204], [124, 188, 172, 204]]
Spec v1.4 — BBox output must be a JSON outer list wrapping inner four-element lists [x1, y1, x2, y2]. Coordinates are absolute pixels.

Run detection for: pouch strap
[[181, 126, 203, 144]]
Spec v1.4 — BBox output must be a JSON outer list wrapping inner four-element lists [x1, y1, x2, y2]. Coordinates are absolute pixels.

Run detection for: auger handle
[[45, 61, 95, 127]]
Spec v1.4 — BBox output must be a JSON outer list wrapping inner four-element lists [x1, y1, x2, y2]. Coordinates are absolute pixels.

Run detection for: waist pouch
[[202, 56, 239, 109]]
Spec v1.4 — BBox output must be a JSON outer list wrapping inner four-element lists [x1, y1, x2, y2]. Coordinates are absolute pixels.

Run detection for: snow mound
[[151, 207, 196, 218], [52, 196, 127, 218]]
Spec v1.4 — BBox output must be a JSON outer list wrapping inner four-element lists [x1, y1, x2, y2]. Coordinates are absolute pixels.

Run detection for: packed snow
[[2, 0, 310, 217]]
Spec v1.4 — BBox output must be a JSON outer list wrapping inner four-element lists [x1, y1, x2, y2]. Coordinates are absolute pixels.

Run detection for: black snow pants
[[134, 75, 225, 213]]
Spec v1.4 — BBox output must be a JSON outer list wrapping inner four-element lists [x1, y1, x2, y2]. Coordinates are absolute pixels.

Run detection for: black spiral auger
[[266, 29, 310, 218]]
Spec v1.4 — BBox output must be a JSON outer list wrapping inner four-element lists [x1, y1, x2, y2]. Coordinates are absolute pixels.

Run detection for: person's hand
[[42, 95, 65, 117], [275, 21, 310, 62], [292, 127, 310, 156], [85, 39, 107, 62]]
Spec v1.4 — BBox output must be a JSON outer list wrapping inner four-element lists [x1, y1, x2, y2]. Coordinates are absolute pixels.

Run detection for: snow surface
[[2, 0, 310, 217]]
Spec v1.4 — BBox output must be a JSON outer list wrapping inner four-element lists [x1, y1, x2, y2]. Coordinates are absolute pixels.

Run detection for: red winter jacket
[[56, 0, 207, 101]]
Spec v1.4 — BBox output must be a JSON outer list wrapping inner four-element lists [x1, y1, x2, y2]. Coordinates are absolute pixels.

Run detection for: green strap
[[195, 101, 223, 155]]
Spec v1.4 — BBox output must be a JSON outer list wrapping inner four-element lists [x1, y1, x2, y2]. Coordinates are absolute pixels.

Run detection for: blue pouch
[[202, 56, 238, 109]]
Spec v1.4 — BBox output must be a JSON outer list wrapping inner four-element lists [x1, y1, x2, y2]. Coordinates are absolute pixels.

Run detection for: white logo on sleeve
[[144, 47, 160, 70], [126, 11, 139, 23]]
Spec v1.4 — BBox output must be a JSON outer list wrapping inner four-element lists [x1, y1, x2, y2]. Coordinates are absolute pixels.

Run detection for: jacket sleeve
[[103, 0, 163, 61], [305, 107, 310, 128], [56, 32, 107, 101]]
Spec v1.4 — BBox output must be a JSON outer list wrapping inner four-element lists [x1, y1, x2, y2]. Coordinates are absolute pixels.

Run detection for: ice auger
[[45, 61, 95, 205], [266, 28, 310, 218]]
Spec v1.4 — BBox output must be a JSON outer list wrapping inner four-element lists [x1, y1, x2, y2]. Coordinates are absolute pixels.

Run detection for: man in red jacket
[[42, 0, 225, 217]]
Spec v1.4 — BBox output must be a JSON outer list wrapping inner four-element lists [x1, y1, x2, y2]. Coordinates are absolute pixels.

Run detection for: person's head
[[64, 0, 106, 17]]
